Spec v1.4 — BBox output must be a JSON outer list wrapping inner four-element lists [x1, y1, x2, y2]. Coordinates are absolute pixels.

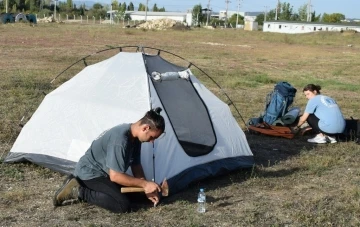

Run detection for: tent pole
[[152, 143, 155, 181]]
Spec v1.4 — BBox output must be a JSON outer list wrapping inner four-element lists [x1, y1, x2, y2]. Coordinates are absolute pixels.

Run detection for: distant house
[[127, 11, 190, 23], [263, 21, 360, 34], [106, 10, 262, 27], [217, 10, 262, 21], [108, 10, 192, 25]]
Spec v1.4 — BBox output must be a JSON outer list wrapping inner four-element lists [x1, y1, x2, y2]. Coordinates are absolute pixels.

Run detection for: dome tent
[[15, 13, 27, 22], [5, 46, 254, 195], [0, 13, 14, 24]]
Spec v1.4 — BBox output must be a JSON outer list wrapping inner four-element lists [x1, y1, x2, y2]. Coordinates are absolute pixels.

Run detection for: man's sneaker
[[53, 174, 80, 207], [307, 134, 327, 144], [326, 135, 337, 144]]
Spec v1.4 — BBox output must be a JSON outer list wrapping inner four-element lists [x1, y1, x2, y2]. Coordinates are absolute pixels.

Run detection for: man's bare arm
[[109, 169, 161, 194], [131, 164, 146, 179]]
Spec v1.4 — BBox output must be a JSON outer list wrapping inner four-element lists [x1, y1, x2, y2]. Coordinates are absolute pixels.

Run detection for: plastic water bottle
[[197, 188, 206, 213]]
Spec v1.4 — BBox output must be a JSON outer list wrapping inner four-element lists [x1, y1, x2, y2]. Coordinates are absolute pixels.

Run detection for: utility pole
[[236, 0, 242, 29], [307, 0, 312, 22], [225, 0, 230, 27], [110, 2, 113, 24], [275, 0, 279, 20], [145, 0, 149, 21], [206, 0, 211, 26], [264, 6, 268, 22], [54, 0, 57, 21]]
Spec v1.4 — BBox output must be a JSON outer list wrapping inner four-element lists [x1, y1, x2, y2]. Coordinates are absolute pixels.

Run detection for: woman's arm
[[297, 112, 310, 128]]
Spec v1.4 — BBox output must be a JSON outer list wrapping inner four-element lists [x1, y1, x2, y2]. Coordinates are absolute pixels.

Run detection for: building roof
[[265, 20, 360, 27], [244, 12, 262, 16], [126, 11, 187, 17]]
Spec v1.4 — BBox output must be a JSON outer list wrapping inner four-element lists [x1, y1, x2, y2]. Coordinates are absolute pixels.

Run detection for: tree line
[[0, 0, 349, 24], [255, 2, 346, 25], [191, 2, 349, 28], [0, 0, 165, 20]]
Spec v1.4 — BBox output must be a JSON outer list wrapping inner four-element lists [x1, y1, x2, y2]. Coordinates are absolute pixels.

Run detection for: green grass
[[1, 23, 360, 226]]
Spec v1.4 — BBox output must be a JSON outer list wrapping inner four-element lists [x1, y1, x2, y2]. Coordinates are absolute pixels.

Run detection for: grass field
[[1, 23, 360, 226]]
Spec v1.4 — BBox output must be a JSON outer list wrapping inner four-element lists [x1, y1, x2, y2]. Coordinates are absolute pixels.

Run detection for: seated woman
[[294, 84, 345, 144]]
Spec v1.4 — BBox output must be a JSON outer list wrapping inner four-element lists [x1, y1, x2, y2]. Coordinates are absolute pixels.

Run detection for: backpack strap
[[281, 96, 288, 117]]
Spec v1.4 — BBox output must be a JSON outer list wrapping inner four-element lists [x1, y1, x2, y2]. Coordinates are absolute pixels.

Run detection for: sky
[[109, 0, 359, 19]]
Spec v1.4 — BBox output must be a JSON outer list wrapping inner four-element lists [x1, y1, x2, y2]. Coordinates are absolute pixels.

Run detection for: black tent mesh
[[144, 55, 216, 157]]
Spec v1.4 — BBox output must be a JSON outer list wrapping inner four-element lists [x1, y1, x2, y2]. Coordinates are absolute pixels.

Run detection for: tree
[[291, 13, 300, 21], [152, 3, 158, 12], [255, 13, 264, 25], [127, 2, 134, 11], [228, 13, 244, 27], [311, 11, 321, 22], [67, 0, 72, 9], [18, 0, 26, 11], [322, 13, 345, 23], [115, 10, 130, 20], [278, 2, 293, 20], [119, 2, 126, 12], [266, 9, 276, 21], [192, 4, 205, 25], [79, 3, 86, 15], [138, 3, 145, 11], [158, 7, 165, 12], [298, 3, 307, 21], [111, 0, 118, 10], [29, 0, 36, 12], [11, 3, 17, 12], [88, 3, 106, 19], [92, 3, 102, 10]]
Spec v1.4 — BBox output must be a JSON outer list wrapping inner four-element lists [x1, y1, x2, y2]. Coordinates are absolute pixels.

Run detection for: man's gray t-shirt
[[74, 123, 141, 180]]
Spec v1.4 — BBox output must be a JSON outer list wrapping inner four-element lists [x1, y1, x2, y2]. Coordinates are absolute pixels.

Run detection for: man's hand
[[144, 181, 161, 206], [143, 181, 161, 194], [290, 126, 300, 134], [146, 191, 160, 206]]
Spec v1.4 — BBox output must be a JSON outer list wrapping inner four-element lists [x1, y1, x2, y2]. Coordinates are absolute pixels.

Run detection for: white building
[[263, 21, 360, 34], [127, 11, 190, 23], [218, 10, 239, 20], [217, 11, 262, 21], [108, 10, 192, 25], [107, 10, 262, 26], [244, 12, 262, 22]]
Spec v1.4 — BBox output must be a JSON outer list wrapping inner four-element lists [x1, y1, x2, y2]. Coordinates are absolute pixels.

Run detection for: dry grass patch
[[1, 24, 360, 226]]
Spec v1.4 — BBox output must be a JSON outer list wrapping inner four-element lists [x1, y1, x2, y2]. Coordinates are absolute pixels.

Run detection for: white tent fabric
[[6, 51, 254, 194]]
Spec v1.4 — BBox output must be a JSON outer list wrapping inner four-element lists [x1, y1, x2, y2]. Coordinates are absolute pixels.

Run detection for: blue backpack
[[262, 82, 297, 125]]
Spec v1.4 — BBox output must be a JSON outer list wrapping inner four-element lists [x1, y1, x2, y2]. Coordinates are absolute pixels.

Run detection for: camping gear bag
[[248, 122, 295, 139], [338, 118, 360, 143], [262, 81, 297, 125]]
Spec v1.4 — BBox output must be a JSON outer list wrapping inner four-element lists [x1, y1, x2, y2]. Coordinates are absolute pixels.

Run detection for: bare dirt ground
[[1, 23, 360, 226]]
